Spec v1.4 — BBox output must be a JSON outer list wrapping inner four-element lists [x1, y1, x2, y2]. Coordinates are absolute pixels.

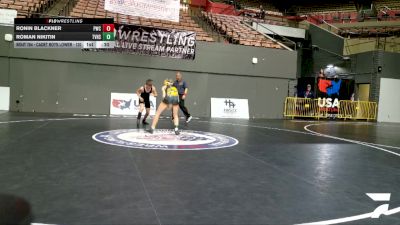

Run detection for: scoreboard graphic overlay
[[14, 18, 115, 49]]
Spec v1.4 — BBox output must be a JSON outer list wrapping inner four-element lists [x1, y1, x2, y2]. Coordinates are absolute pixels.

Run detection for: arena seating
[[374, 0, 400, 10], [307, 12, 358, 24], [308, 10, 400, 25], [296, 2, 357, 14], [339, 26, 400, 36], [243, 7, 283, 17], [69, 0, 213, 42], [202, 11, 282, 49], [210, 0, 283, 16], [301, 0, 400, 25], [239, 0, 283, 16], [296, 2, 357, 24], [302, 2, 400, 38], [0, 0, 54, 18]]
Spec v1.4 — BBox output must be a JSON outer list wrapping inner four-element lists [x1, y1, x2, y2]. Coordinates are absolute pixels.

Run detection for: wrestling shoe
[[186, 116, 192, 123], [146, 128, 154, 134], [174, 127, 180, 135]]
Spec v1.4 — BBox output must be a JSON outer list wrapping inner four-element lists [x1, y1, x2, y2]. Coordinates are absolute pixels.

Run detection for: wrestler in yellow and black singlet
[[162, 82, 179, 105], [148, 79, 181, 135]]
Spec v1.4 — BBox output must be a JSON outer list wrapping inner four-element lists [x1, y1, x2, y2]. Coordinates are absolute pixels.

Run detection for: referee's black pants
[[178, 95, 191, 118], [172, 95, 191, 119]]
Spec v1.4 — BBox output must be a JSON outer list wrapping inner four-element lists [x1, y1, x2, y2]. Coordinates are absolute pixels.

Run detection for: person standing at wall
[[173, 72, 192, 123], [136, 79, 157, 125], [318, 68, 325, 78], [303, 84, 314, 98]]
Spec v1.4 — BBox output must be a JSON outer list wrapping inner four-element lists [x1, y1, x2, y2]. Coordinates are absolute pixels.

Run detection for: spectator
[[318, 68, 325, 78], [303, 84, 314, 98], [259, 5, 265, 19], [350, 93, 355, 101]]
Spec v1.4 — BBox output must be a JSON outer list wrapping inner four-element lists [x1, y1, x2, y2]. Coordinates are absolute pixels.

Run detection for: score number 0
[[102, 24, 115, 41], [102, 24, 114, 32]]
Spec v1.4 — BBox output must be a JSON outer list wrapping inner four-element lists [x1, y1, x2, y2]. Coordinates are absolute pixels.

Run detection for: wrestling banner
[[211, 98, 249, 119], [105, 0, 180, 22], [94, 24, 196, 60], [110, 92, 156, 116], [316, 78, 355, 117]]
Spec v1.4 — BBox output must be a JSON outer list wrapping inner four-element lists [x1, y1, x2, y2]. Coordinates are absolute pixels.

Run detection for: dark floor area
[[0, 112, 399, 225]]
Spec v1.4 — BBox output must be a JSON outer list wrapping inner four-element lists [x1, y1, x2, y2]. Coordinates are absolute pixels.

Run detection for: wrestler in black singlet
[[137, 84, 153, 125], [140, 85, 152, 108]]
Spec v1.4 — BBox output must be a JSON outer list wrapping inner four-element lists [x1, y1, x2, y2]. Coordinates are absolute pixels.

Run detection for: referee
[[173, 71, 192, 123]]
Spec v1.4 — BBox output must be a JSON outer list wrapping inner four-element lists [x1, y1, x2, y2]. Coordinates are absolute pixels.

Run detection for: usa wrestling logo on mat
[[92, 129, 239, 150]]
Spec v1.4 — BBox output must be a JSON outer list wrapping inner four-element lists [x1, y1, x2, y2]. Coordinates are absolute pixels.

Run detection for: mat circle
[[92, 129, 239, 150]]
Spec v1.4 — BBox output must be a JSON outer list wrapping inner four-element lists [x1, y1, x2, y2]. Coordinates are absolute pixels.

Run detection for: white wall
[[378, 78, 400, 123], [0, 86, 10, 110]]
